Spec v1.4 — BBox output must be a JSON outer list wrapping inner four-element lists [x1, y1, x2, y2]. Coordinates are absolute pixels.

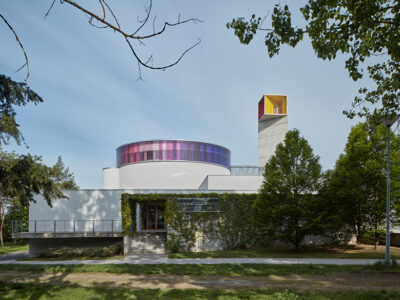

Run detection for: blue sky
[[1, 0, 365, 188]]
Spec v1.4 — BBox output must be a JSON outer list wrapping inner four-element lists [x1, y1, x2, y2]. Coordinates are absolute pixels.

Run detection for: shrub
[[360, 230, 385, 245], [272, 289, 298, 300], [167, 233, 181, 253], [37, 241, 123, 258]]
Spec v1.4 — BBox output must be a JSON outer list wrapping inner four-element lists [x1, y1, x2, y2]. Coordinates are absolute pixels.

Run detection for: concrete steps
[[126, 232, 166, 255]]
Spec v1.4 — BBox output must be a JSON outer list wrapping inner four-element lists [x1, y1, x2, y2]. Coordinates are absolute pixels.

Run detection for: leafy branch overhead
[[0, 74, 43, 146], [227, 0, 400, 120]]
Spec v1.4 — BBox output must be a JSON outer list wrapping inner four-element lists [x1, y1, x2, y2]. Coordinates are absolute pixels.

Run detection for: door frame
[[141, 204, 166, 230]]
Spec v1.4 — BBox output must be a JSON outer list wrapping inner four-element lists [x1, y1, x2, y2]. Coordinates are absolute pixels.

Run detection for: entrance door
[[141, 204, 165, 230]]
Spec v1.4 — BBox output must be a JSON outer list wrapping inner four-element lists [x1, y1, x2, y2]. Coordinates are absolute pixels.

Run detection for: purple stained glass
[[116, 140, 231, 168]]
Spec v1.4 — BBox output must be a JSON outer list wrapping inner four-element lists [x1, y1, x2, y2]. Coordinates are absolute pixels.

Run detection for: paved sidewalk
[[0, 254, 380, 265], [0, 251, 29, 261]]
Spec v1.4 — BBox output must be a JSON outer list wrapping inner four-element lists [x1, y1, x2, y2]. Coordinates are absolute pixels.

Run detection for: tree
[[327, 122, 400, 245], [51, 156, 79, 190], [0, 151, 65, 246], [0, 155, 78, 244], [315, 170, 352, 244], [253, 129, 322, 249], [0, 74, 43, 146], [3, 197, 28, 243], [227, 1, 400, 119]]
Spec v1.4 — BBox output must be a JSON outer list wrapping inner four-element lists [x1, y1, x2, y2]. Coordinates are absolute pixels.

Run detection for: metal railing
[[11, 220, 122, 234]]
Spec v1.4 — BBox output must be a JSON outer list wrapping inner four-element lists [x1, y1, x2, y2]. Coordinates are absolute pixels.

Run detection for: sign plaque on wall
[[177, 198, 220, 212]]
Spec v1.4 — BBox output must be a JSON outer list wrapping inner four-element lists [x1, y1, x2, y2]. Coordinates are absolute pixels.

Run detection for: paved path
[[0, 251, 29, 261], [0, 254, 381, 265]]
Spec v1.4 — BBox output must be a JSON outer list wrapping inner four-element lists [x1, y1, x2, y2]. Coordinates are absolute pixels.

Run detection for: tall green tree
[[51, 156, 79, 190], [327, 122, 400, 245], [315, 170, 352, 244], [227, 1, 400, 119], [253, 129, 322, 249], [0, 151, 66, 246]]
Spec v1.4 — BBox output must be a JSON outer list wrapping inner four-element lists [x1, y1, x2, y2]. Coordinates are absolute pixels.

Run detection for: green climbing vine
[[121, 193, 257, 251]]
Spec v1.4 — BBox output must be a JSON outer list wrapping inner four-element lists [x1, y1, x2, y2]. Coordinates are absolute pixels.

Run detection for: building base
[[28, 237, 122, 257]]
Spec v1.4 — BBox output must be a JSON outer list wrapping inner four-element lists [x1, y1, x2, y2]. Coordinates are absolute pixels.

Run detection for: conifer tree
[[51, 156, 79, 190]]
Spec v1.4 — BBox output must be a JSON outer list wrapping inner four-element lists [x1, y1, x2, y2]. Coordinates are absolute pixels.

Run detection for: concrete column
[[136, 204, 140, 232], [258, 115, 288, 166]]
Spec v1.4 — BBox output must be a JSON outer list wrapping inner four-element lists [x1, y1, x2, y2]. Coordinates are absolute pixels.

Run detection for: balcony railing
[[11, 220, 122, 234]]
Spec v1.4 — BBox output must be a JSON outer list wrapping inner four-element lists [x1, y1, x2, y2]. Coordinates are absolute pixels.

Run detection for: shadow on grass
[[168, 244, 400, 259], [0, 281, 399, 300], [0, 262, 399, 278]]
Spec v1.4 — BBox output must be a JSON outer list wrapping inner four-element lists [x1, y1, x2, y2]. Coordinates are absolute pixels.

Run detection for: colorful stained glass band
[[116, 140, 231, 169]]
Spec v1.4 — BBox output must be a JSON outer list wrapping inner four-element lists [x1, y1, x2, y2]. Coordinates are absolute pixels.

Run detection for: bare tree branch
[[128, 17, 203, 39], [131, 0, 153, 37], [62, 0, 202, 39], [98, 0, 106, 20], [3, 1, 201, 82], [153, 15, 158, 34], [99, 0, 106, 20], [0, 14, 29, 85], [125, 37, 201, 78], [59, 0, 202, 78], [44, 0, 57, 20], [100, 0, 120, 29]]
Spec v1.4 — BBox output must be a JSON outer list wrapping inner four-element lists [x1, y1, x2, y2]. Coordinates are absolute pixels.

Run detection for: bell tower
[[258, 94, 288, 166]]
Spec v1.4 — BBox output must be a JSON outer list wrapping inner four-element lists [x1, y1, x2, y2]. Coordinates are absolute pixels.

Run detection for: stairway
[[127, 232, 166, 255]]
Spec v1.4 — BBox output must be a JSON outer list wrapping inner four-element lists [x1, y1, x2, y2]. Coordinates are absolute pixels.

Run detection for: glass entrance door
[[141, 204, 165, 230]]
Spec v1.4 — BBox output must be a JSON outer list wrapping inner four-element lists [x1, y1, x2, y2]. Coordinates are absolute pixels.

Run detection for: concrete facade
[[199, 175, 263, 191], [102, 167, 120, 189], [258, 115, 288, 166], [117, 161, 230, 190], [29, 190, 122, 233]]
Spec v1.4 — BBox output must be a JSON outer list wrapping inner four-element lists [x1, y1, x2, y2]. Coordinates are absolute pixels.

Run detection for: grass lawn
[[19, 255, 124, 261], [0, 262, 398, 276], [0, 282, 399, 299], [0, 242, 28, 255], [169, 244, 400, 259]]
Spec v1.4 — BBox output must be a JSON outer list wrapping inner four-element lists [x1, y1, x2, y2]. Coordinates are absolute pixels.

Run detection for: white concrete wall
[[29, 188, 260, 234], [199, 175, 263, 191], [118, 161, 230, 189], [103, 168, 120, 189], [258, 115, 288, 166], [29, 190, 122, 233]]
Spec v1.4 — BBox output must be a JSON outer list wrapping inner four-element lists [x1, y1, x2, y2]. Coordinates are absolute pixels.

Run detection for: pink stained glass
[[116, 140, 230, 168]]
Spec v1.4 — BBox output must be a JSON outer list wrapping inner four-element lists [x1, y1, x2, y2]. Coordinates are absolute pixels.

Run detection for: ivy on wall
[[121, 193, 257, 250], [121, 193, 167, 236]]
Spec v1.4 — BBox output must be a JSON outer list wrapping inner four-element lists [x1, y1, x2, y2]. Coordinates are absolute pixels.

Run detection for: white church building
[[13, 95, 289, 256]]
